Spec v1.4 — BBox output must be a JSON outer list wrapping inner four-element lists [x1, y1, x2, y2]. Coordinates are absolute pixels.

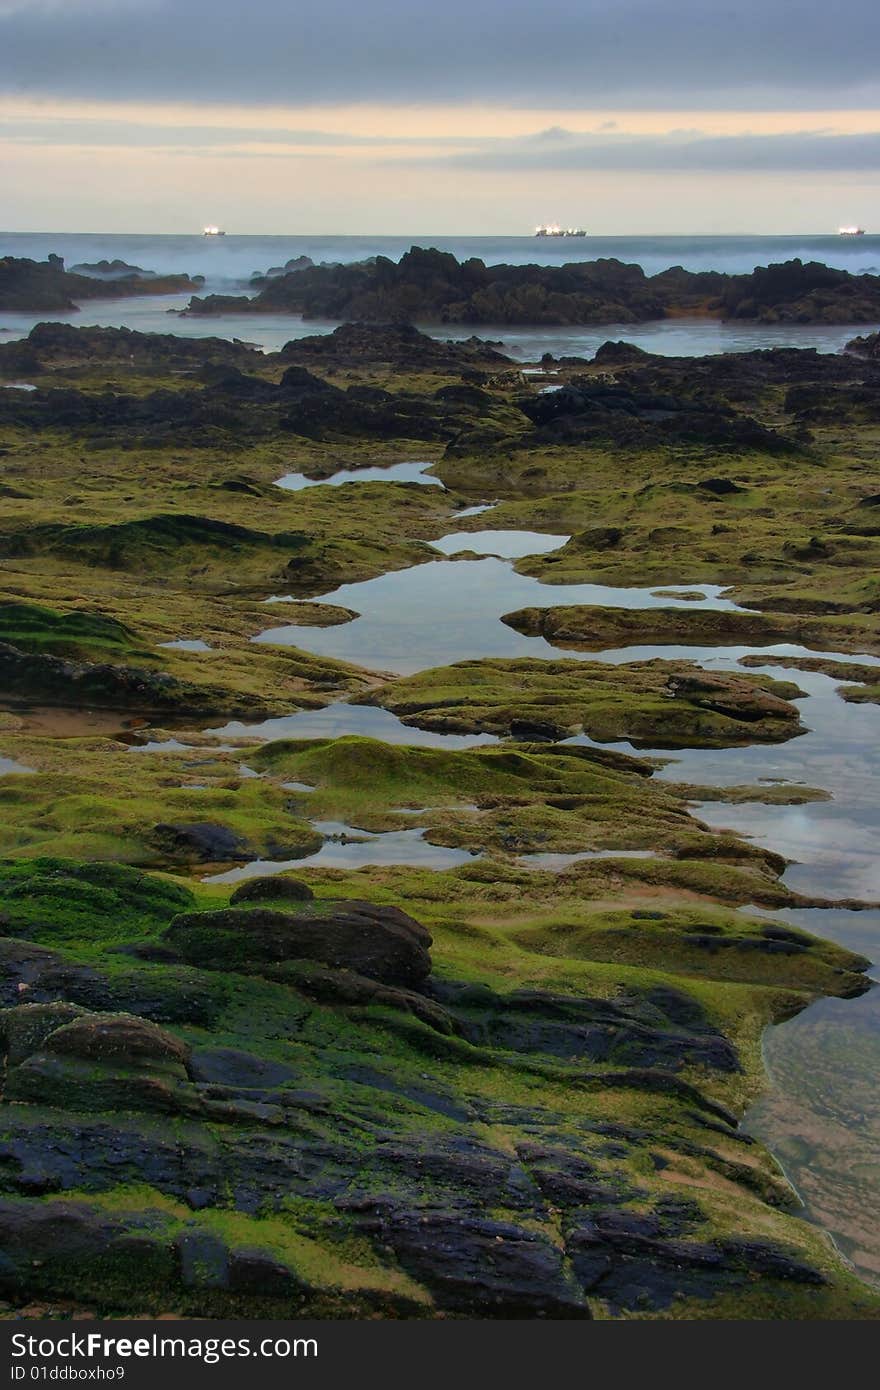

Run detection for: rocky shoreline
[[0, 318, 879, 1318]]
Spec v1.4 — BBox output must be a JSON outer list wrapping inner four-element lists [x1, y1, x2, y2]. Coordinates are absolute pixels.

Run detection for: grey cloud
[[423, 128, 880, 173], [0, 0, 878, 109], [0, 116, 469, 149]]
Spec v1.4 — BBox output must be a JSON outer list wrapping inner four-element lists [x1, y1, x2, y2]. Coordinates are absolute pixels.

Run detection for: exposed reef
[[183, 248, 880, 326], [0, 857, 873, 1318], [359, 658, 806, 748], [501, 605, 880, 658], [0, 256, 202, 313]]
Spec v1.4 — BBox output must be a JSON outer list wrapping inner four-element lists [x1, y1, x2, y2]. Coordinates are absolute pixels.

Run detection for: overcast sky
[[1, 0, 878, 233]]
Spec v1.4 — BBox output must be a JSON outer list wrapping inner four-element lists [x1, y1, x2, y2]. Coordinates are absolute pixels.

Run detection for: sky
[[1, 0, 879, 234]]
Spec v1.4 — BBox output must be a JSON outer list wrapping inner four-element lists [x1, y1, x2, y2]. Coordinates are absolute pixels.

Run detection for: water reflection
[[743, 907, 880, 1287], [276, 459, 444, 491], [206, 699, 498, 748], [205, 821, 478, 882], [429, 529, 570, 558], [254, 555, 741, 674]]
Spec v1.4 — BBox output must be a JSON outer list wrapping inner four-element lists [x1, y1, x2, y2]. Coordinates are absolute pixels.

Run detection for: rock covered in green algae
[[0, 1002, 88, 1067], [3, 1009, 194, 1115], [0, 858, 876, 1319], [165, 901, 432, 989], [0, 640, 266, 720], [501, 602, 879, 656], [41, 1012, 191, 1068], [362, 656, 806, 748]]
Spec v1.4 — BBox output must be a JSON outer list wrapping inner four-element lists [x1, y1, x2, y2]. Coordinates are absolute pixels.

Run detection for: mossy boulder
[[42, 1013, 191, 1070], [165, 902, 432, 988], [0, 1001, 88, 1066], [4, 1011, 193, 1114], [229, 875, 314, 906]]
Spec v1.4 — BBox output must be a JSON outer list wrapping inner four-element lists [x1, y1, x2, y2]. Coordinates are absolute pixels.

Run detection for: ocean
[[2, 230, 879, 358]]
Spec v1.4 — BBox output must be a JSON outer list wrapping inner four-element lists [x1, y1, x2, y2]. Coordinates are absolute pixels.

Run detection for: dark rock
[[593, 340, 655, 365], [176, 1231, 229, 1289], [183, 249, 880, 327], [165, 901, 432, 988], [188, 1047, 300, 1089], [570, 525, 624, 550], [227, 1247, 308, 1296], [0, 256, 201, 313], [0, 323, 259, 376], [150, 822, 251, 863], [697, 477, 745, 496], [844, 330, 880, 360], [356, 1208, 588, 1317], [277, 322, 500, 369], [718, 1236, 827, 1284], [4, 1012, 194, 1115], [435, 981, 740, 1072], [230, 875, 314, 905]]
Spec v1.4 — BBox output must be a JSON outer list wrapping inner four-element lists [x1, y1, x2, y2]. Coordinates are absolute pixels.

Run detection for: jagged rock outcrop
[[0, 255, 201, 312], [184, 248, 880, 326], [276, 321, 511, 369]]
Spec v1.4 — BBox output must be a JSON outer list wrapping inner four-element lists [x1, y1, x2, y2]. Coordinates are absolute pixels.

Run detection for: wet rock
[[566, 1213, 827, 1312], [0, 256, 201, 313], [592, 340, 655, 365], [280, 960, 453, 1031], [844, 330, 880, 361], [519, 377, 795, 453], [569, 525, 624, 550], [721, 259, 880, 325], [250, 255, 314, 285], [278, 322, 511, 369], [350, 1206, 588, 1317], [176, 1231, 229, 1289], [227, 1247, 308, 1297], [278, 365, 345, 400], [440, 983, 740, 1072], [0, 1197, 173, 1285], [718, 1236, 826, 1284], [188, 1047, 300, 1089], [165, 901, 432, 988], [0, 322, 255, 375], [150, 822, 251, 864], [0, 946, 227, 1026]]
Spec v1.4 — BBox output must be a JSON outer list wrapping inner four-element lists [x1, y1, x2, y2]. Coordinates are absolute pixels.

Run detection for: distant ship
[[535, 224, 586, 238], [203, 225, 226, 237], [838, 226, 866, 237]]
